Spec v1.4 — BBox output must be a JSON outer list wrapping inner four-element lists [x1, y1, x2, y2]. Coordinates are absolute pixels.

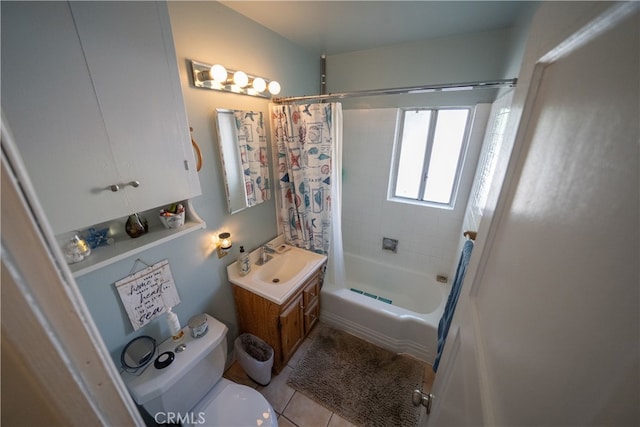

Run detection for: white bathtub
[[320, 252, 448, 364]]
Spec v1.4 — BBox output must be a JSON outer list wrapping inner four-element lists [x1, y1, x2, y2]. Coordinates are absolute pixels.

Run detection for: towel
[[433, 239, 474, 372]]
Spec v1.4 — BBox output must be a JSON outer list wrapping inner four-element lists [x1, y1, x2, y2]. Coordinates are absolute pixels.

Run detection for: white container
[[159, 211, 185, 229], [234, 333, 273, 386], [188, 313, 208, 338], [166, 307, 184, 342]]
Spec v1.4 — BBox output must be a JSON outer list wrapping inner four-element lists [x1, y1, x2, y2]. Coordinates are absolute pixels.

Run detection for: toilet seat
[[186, 378, 277, 427]]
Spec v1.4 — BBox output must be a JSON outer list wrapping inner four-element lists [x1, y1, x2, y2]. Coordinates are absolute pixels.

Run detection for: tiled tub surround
[[224, 323, 434, 427], [342, 108, 480, 280]]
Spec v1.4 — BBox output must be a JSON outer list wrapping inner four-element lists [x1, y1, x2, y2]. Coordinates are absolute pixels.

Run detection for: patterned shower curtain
[[234, 110, 269, 207], [270, 103, 343, 256]]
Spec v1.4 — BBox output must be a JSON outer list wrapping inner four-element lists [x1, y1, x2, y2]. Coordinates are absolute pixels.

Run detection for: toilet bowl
[[185, 379, 275, 427], [120, 314, 277, 427]]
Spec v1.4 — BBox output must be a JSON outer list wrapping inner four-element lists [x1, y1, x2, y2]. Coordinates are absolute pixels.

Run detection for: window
[[390, 108, 471, 208]]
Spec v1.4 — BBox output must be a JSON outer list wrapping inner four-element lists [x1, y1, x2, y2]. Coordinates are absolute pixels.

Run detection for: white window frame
[[388, 107, 472, 209]]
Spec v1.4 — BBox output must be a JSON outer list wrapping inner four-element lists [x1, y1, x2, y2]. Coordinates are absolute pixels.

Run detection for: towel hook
[[190, 127, 203, 172], [463, 230, 477, 241]]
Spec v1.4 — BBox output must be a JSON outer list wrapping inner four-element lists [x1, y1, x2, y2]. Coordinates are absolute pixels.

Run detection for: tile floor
[[223, 323, 435, 427]]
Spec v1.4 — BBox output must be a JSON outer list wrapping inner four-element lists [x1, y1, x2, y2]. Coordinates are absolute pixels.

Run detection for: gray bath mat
[[287, 326, 424, 427]]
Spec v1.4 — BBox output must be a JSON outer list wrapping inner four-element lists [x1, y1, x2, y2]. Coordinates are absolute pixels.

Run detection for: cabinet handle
[[108, 181, 139, 192]]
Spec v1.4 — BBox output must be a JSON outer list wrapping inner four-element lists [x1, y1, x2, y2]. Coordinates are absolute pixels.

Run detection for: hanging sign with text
[[115, 259, 180, 331]]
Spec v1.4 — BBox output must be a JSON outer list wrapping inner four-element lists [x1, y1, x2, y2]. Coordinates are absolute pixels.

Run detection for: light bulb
[[233, 71, 249, 88], [252, 77, 266, 93], [210, 64, 227, 82], [197, 70, 212, 82], [218, 232, 232, 249], [268, 80, 281, 95]]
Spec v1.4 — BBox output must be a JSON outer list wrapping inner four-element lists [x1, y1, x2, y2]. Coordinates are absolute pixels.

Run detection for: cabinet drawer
[[303, 275, 320, 307], [304, 300, 319, 334]]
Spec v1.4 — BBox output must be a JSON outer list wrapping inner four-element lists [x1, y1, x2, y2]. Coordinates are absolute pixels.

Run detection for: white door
[[426, 4, 639, 426]]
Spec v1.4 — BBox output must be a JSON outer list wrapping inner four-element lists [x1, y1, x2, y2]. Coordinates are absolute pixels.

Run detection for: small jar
[[188, 314, 208, 339], [59, 231, 91, 264]]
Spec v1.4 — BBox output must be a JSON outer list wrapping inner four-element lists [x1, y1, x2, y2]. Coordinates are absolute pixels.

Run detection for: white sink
[[254, 251, 310, 284], [227, 245, 327, 305]]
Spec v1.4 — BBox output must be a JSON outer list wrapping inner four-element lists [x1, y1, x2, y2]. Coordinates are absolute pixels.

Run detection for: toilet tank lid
[[121, 314, 227, 405]]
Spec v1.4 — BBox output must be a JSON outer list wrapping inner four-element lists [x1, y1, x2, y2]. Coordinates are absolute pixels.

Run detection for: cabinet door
[[279, 294, 304, 364], [69, 2, 201, 216], [302, 273, 320, 308], [1, 2, 200, 235], [1, 2, 122, 234], [304, 300, 319, 335]]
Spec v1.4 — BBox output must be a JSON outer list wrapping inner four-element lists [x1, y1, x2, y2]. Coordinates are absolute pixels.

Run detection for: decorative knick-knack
[[126, 213, 148, 238], [59, 231, 91, 264]]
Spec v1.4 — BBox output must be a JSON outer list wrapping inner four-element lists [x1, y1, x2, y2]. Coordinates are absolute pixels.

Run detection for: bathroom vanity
[[228, 244, 327, 373]]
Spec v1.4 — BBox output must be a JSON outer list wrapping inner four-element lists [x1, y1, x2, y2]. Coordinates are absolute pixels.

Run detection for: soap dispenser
[[238, 246, 251, 276]]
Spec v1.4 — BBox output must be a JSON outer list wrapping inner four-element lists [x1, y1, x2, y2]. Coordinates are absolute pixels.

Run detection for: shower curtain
[[270, 103, 345, 284]]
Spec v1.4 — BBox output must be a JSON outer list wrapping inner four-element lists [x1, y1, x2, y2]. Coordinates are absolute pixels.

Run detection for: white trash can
[[234, 333, 274, 385]]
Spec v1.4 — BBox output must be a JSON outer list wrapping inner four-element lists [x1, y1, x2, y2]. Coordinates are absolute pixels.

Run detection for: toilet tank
[[121, 314, 228, 417]]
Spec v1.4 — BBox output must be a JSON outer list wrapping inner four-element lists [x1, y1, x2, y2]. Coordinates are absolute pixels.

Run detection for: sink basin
[[255, 251, 310, 284], [227, 245, 327, 305]]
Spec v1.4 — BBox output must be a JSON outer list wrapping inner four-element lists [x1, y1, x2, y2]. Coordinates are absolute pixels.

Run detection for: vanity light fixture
[[217, 232, 232, 258], [191, 60, 281, 98]]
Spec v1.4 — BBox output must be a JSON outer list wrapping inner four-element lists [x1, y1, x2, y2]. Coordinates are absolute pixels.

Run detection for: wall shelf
[[67, 201, 205, 278]]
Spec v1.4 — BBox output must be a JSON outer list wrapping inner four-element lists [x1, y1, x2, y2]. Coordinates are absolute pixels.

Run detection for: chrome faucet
[[257, 244, 276, 265]]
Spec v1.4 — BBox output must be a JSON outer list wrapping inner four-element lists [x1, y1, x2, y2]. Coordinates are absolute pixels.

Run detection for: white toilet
[[121, 314, 277, 427]]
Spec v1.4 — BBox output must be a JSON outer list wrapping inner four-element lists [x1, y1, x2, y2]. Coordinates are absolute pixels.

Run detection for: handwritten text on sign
[[115, 260, 180, 331]]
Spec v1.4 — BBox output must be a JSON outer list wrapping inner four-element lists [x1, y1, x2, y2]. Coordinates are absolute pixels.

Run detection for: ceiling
[[220, 1, 536, 55]]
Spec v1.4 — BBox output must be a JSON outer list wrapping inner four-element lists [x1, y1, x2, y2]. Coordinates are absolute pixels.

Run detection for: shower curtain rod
[[273, 78, 517, 104]]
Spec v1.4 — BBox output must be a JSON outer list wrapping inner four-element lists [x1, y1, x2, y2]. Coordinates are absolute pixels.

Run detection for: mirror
[[215, 109, 271, 214]]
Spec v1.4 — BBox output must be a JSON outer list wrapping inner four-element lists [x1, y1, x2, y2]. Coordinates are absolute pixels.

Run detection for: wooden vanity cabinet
[[232, 266, 324, 374]]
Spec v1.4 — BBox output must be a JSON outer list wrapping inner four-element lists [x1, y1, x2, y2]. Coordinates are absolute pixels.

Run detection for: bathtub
[[320, 252, 448, 364]]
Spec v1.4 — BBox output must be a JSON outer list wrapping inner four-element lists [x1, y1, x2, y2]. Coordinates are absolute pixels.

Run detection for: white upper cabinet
[[1, 1, 201, 234]]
